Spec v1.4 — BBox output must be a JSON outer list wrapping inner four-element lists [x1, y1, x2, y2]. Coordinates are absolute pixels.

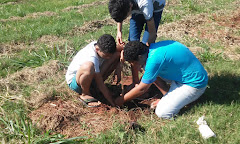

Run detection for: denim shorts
[[68, 75, 82, 94], [128, 11, 163, 44]]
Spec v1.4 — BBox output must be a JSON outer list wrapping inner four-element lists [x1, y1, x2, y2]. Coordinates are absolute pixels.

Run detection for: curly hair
[[124, 41, 148, 61], [108, 0, 131, 22], [97, 34, 116, 54]]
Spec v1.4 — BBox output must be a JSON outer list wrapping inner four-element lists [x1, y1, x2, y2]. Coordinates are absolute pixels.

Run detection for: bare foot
[[150, 99, 160, 109], [79, 95, 101, 107]]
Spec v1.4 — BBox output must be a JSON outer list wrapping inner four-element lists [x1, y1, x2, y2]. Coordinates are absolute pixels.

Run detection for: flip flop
[[78, 97, 100, 108]]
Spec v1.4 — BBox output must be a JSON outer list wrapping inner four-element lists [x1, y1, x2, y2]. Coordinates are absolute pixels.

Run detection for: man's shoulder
[[75, 41, 97, 57], [84, 41, 97, 49], [79, 41, 96, 52]]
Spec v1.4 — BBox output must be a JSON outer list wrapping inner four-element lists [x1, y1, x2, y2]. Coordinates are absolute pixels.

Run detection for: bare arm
[[153, 77, 169, 95], [115, 82, 152, 106], [117, 22, 123, 45], [94, 73, 115, 106], [131, 61, 141, 85], [146, 18, 157, 44]]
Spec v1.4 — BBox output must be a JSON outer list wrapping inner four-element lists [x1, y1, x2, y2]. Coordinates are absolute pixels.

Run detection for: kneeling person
[[115, 40, 208, 119], [66, 34, 120, 107]]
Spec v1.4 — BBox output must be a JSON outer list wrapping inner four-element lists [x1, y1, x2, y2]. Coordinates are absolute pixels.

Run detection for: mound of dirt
[[68, 18, 116, 36], [29, 76, 161, 138], [0, 42, 36, 56]]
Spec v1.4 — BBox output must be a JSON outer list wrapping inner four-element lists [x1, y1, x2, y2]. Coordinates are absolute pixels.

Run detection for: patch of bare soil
[[0, 41, 38, 56], [67, 18, 116, 36], [29, 76, 161, 138], [0, 60, 68, 108], [158, 9, 240, 60], [67, 16, 132, 37], [0, 11, 57, 22]]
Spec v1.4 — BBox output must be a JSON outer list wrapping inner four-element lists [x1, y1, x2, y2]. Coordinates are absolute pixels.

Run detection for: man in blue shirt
[[115, 40, 208, 119]]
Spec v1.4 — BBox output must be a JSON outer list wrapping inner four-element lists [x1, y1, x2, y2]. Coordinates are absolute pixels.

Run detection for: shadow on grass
[[180, 73, 240, 115]]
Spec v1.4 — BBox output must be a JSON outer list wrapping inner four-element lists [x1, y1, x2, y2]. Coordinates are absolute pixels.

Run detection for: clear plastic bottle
[[196, 116, 216, 139]]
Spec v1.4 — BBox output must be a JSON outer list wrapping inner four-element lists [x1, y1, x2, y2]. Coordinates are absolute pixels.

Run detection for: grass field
[[0, 0, 240, 143]]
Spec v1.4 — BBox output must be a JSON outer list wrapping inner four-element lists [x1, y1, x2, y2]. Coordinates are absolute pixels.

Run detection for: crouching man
[[115, 40, 208, 119], [66, 34, 121, 107]]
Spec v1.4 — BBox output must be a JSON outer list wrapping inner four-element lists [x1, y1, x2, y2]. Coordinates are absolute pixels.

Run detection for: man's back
[[142, 40, 208, 88]]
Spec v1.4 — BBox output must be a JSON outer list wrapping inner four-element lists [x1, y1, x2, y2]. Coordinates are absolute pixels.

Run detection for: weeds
[[0, 42, 73, 78], [198, 50, 223, 62], [0, 0, 239, 143], [0, 109, 87, 143]]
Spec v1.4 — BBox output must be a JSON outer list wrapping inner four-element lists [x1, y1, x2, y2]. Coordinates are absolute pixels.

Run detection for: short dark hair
[[108, 0, 131, 22], [97, 34, 116, 54], [124, 41, 148, 61]]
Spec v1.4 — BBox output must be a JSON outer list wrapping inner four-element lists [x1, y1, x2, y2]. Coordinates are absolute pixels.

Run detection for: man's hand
[[117, 22, 124, 45], [117, 31, 124, 45], [120, 50, 124, 62]]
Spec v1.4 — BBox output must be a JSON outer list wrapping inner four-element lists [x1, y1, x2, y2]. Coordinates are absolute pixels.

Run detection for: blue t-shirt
[[141, 40, 208, 88]]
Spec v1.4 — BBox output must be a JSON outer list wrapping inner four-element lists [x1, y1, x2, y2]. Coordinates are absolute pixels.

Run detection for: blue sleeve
[[141, 60, 161, 84], [141, 42, 166, 84]]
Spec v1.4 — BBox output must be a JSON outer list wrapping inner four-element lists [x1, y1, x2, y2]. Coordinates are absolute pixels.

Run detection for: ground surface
[[29, 76, 161, 138], [1, 0, 239, 140], [28, 8, 240, 137]]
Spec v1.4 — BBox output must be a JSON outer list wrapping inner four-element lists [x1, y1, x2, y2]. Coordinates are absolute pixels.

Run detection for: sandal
[[78, 97, 100, 108]]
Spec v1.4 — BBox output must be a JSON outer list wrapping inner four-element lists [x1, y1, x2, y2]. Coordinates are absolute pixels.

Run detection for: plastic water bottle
[[196, 116, 216, 139]]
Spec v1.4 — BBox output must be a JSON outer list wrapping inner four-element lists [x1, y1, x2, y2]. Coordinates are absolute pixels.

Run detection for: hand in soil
[[150, 99, 160, 109]]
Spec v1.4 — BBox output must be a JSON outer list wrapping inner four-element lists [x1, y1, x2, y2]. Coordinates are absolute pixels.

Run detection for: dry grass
[[0, 11, 57, 22], [158, 9, 240, 60], [62, 0, 108, 13]]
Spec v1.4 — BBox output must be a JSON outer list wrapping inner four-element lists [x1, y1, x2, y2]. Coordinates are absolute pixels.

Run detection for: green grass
[[92, 59, 240, 143], [0, 0, 240, 143], [0, 10, 109, 43], [93, 86, 240, 144], [0, 42, 72, 77], [161, 0, 236, 23], [0, 109, 87, 143], [0, 0, 98, 19], [0, 1, 109, 43]]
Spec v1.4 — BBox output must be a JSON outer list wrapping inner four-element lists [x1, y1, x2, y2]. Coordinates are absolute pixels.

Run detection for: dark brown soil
[[29, 76, 162, 138]]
